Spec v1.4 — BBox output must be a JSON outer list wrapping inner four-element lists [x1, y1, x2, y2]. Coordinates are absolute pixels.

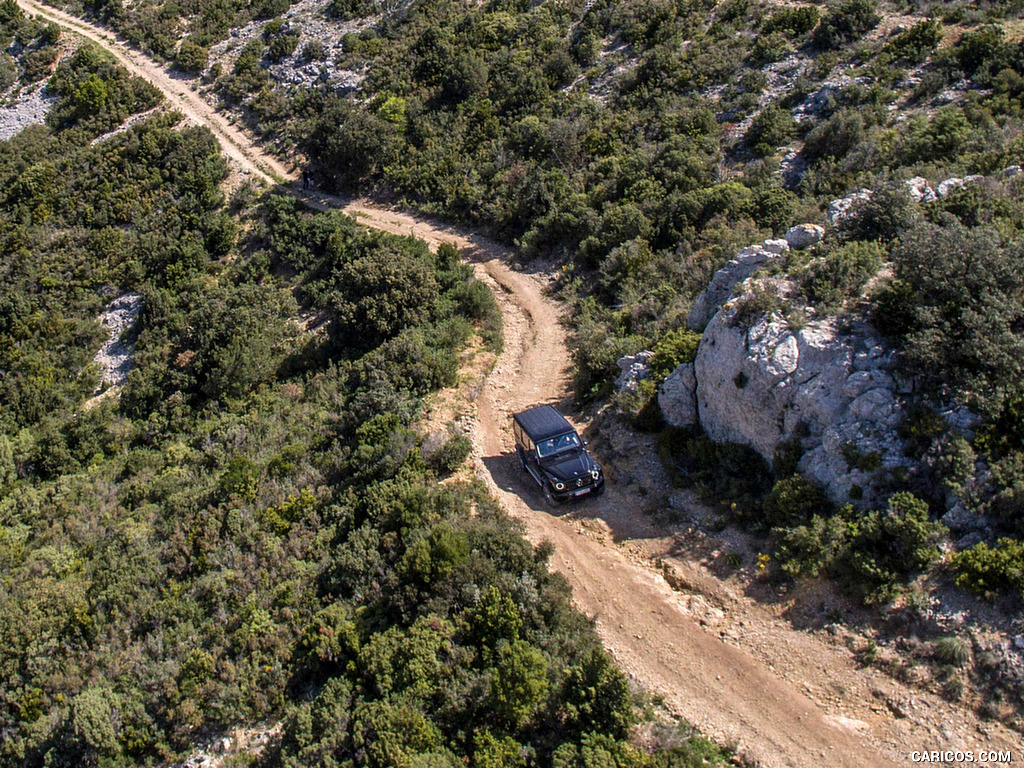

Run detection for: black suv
[[512, 405, 605, 502]]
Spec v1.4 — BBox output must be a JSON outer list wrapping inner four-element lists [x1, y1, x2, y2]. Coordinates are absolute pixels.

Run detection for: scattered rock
[[0, 83, 57, 141], [785, 223, 825, 250], [687, 242, 787, 330], [94, 292, 143, 390], [791, 76, 871, 123], [615, 350, 654, 392], [658, 362, 698, 428], [209, 0, 368, 93]]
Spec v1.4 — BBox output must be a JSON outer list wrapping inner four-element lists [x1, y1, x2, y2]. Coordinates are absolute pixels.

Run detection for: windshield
[[535, 432, 582, 458]]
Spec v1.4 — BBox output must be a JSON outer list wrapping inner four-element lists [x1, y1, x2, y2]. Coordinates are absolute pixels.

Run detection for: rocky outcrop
[[658, 363, 697, 428], [687, 239, 789, 330], [614, 351, 653, 392], [784, 224, 824, 250], [692, 299, 912, 505]]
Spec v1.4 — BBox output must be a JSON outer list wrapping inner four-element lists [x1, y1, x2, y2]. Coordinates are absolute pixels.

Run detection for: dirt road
[[17, 2, 1021, 764]]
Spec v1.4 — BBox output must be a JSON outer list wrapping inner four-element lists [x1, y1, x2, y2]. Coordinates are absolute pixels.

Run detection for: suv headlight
[[554, 481, 565, 491], [591, 469, 600, 480]]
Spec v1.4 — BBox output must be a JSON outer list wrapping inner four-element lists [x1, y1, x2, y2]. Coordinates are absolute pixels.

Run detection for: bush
[[952, 537, 1024, 600], [884, 220, 1024, 417], [800, 240, 884, 308], [775, 493, 946, 603], [303, 39, 326, 61], [761, 7, 820, 37], [426, 434, 472, 477], [883, 19, 942, 65], [802, 109, 865, 161], [834, 492, 945, 603], [813, 0, 880, 50], [176, 38, 209, 73], [657, 428, 772, 518], [774, 514, 848, 578], [764, 475, 831, 528], [746, 104, 795, 157], [328, 0, 373, 20], [268, 33, 300, 62], [648, 329, 701, 383]]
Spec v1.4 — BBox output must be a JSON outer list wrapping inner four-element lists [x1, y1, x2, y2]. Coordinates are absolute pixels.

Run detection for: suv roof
[[513, 405, 574, 442]]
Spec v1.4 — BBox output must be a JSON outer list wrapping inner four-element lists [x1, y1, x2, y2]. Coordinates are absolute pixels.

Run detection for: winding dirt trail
[[17, 2, 1023, 764]]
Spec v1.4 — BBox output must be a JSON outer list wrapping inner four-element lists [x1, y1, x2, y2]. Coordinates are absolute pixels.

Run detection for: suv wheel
[[516, 447, 527, 472]]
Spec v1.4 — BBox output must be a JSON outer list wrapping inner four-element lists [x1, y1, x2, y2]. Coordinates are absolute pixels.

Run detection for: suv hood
[[540, 450, 598, 482]]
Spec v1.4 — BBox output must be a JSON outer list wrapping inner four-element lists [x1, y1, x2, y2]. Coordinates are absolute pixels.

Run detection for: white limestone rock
[[693, 300, 912, 506], [615, 350, 654, 392], [658, 363, 698, 428], [905, 176, 936, 203], [936, 175, 984, 199], [827, 189, 872, 226], [687, 242, 786, 330], [785, 223, 825, 250]]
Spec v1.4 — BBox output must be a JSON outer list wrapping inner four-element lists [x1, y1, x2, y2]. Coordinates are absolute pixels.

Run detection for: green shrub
[[426, 434, 472, 477], [802, 109, 865, 161], [834, 492, 945, 604], [328, 0, 373, 20], [800, 240, 884, 308], [750, 32, 793, 65], [648, 329, 701, 383], [774, 514, 848, 578], [746, 104, 795, 157], [268, 33, 300, 62], [883, 19, 942, 64], [764, 475, 831, 528], [176, 38, 209, 74], [885, 220, 1024, 417], [303, 39, 326, 61], [775, 493, 946, 603], [952, 537, 1024, 600], [762, 7, 820, 37], [813, 0, 880, 50], [657, 428, 772, 518]]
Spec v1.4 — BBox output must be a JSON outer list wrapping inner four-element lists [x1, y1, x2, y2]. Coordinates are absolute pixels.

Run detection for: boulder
[[785, 223, 825, 250], [827, 189, 872, 226], [936, 175, 984, 199], [762, 239, 790, 255], [905, 176, 936, 204], [614, 351, 654, 392], [658, 363, 698, 428], [687, 242, 786, 330], [694, 299, 912, 506], [1001, 165, 1022, 178]]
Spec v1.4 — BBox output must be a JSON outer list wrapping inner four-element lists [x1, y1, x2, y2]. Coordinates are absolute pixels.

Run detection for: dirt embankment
[[15, 2, 1021, 763]]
